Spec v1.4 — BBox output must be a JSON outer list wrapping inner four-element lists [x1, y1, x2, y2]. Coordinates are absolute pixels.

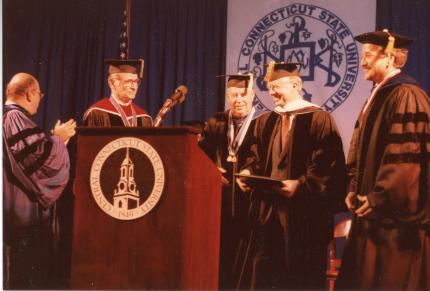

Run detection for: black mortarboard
[[105, 59, 145, 79], [264, 62, 301, 82], [218, 72, 253, 88], [354, 29, 413, 53]]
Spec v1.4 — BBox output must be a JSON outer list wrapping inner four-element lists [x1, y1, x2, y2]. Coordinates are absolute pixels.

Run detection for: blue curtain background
[[376, 0, 430, 94], [3, 0, 227, 128]]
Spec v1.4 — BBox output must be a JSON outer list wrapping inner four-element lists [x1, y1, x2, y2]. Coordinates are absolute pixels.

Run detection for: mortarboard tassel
[[383, 29, 395, 55], [264, 61, 275, 82]]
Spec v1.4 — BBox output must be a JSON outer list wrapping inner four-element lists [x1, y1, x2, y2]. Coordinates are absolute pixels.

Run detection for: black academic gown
[[198, 110, 255, 289], [237, 108, 347, 290], [336, 74, 430, 289]]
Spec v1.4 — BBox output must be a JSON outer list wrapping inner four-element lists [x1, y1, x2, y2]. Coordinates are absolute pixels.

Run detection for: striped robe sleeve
[[4, 110, 70, 208], [368, 85, 430, 219]]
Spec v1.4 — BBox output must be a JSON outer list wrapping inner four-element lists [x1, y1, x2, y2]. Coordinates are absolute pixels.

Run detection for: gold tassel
[[247, 72, 254, 92], [383, 29, 395, 55], [264, 61, 275, 82], [138, 59, 144, 79]]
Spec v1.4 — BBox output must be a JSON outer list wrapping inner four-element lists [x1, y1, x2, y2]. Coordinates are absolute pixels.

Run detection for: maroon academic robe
[[3, 104, 70, 289], [237, 106, 347, 290], [83, 98, 153, 127], [336, 73, 430, 289]]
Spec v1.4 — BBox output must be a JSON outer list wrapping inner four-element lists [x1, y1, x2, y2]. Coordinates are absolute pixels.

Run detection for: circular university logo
[[90, 137, 165, 220], [238, 3, 359, 113]]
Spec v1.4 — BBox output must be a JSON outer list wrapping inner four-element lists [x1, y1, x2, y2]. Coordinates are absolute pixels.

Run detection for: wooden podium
[[71, 127, 221, 289]]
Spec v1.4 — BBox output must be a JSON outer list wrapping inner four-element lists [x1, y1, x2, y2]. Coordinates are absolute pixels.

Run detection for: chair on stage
[[326, 217, 352, 291]]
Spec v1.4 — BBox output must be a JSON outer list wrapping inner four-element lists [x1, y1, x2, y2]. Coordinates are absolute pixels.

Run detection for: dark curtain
[[377, 0, 430, 93], [3, 0, 227, 128], [133, 0, 228, 124]]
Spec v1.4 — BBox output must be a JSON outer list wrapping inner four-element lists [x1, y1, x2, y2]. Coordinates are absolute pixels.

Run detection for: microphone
[[153, 85, 188, 127]]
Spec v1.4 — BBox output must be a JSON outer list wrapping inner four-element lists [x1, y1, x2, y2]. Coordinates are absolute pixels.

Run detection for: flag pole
[[125, 0, 131, 58]]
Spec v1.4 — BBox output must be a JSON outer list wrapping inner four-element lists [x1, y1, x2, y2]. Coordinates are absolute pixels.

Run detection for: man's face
[[360, 43, 390, 83], [110, 73, 140, 103], [226, 87, 254, 118], [267, 77, 299, 107], [28, 82, 43, 115]]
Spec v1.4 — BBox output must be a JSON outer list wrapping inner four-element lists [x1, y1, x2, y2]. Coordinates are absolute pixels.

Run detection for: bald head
[[6, 73, 38, 99], [5, 73, 42, 115]]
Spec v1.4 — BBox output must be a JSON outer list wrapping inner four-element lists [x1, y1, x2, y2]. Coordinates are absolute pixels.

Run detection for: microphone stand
[[153, 101, 173, 127], [153, 87, 187, 127]]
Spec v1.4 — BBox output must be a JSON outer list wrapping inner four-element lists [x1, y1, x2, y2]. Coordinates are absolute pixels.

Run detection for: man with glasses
[[337, 30, 430, 289], [83, 59, 152, 127], [236, 62, 346, 289], [3, 72, 77, 289], [198, 73, 257, 289]]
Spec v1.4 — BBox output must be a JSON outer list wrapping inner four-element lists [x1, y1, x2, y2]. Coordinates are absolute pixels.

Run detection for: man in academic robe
[[198, 73, 257, 289], [236, 62, 347, 289], [336, 30, 430, 289], [83, 59, 152, 127], [3, 73, 77, 289]]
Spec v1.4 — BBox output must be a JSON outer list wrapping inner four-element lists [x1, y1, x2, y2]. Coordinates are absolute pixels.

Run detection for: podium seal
[[89, 137, 165, 220]]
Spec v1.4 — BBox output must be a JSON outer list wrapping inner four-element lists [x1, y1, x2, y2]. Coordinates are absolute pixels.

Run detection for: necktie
[[281, 114, 290, 150]]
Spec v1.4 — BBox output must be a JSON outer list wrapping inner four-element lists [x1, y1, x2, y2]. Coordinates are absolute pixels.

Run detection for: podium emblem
[[90, 137, 165, 220]]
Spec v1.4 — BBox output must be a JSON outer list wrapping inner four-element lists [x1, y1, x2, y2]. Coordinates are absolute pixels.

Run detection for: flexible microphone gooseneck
[[153, 85, 188, 127]]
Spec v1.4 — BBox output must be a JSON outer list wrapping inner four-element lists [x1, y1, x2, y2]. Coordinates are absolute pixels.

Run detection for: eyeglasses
[[32, 89, 44, 99], [113, 78, 141, 87], [361, 50, 388, 62], [227, 92, 249, 100], [267, 81, 295, 91]]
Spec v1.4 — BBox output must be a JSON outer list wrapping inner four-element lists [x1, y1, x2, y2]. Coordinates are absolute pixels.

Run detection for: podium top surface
[[77, 126, 201, 136]]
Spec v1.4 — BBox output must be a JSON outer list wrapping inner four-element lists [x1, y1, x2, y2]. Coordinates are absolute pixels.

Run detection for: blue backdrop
[[3, 0, 430, 129], [376, 0, 430, 95], [3, 0, 227, 127]]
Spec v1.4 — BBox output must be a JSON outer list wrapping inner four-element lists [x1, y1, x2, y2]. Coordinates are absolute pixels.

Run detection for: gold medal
[[227, 154, 237, 163]]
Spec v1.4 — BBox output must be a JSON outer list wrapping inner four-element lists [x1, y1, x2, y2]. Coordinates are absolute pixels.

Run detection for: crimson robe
[[83, 98, 152, 127]]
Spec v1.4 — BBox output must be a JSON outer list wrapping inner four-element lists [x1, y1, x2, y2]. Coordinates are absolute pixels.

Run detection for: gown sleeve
[[294, 111, 347, 211], [3, 110, 70, 208], [82, 109, 111, 127], [367, 85, 430, 221]]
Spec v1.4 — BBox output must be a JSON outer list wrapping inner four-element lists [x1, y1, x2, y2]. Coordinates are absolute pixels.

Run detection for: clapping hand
[[52, 119, 77, 145]]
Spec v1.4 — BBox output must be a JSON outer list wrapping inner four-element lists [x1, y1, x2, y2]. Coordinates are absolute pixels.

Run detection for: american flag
[[118, 7, 129, 60]]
